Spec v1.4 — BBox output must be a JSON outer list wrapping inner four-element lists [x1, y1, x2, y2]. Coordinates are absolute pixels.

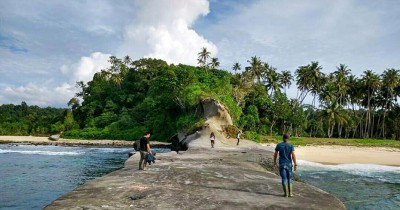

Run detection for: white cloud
[[1, 82, 76, 107], [0, 52, 111, 107], [119, 0, 217, 65], [61, 52, 111, 83], [207, 0, 389, 74]]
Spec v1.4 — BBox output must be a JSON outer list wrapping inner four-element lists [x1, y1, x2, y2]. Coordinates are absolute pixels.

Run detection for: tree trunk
[[365, 90, 371, 138], [328, 119, 331, 138], [270, 121, 275, 136]]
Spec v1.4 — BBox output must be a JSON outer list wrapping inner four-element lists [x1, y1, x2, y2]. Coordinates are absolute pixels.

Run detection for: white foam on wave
[[298, 160, 400, 173], [0, 149, 82, 156]]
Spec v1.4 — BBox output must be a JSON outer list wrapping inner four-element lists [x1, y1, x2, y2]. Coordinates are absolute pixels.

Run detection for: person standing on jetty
[[210, 132, 215, 148], [273, 134, 297, 197], [236, 130, 242, 146], [139, 131, 152, 171]]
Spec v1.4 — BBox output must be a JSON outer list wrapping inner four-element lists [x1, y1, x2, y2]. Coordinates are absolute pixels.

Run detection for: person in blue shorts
[[273, 134, 297, 197]]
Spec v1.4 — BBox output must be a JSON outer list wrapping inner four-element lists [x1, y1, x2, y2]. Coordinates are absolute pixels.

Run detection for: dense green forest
[[0, 102, 69, 135], [2, 47, 400, 141]]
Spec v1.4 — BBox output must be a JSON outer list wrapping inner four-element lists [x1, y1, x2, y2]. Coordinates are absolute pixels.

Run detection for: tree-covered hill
[[3, 49, 400, 142], [0, 102, 68, 136], [64, 57, 241, 141]]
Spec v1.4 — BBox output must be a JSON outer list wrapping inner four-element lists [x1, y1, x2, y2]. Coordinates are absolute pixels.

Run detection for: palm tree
[[295, 65, 310, 103], [308, 61, 325, 108], [209, 57, 220, 69], [320, 100, 347, 138], [381, 68, 400, 138], [332, 64, 351, 137], [246, 56, 263, 83], [362, 70, 381, 138], [232, 63, 241, 74], [333, 64, 351, 106], [111, 74, 123, 88], [295, 61, 324, 105], [280, 70, 293, 94], [197, 47, 211, 70], [265, 67, 282, 96]]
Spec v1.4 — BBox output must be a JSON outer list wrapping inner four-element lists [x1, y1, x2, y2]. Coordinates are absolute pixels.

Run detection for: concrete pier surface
[[45, 138, 345, 210]]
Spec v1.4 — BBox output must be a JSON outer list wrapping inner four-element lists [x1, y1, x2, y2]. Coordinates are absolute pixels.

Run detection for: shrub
[[243, 131, 261, 143], [224, 125, 240, 138]]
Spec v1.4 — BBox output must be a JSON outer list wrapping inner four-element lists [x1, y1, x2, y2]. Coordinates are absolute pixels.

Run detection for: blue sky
[[1, 0, 400, 107]]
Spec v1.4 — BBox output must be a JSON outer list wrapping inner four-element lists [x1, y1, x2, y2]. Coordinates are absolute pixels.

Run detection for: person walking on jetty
[[139, 131, 152, 170], [236, 130, 242, 146], [210, 132, 215, 148], [273, 134, 297, 197]]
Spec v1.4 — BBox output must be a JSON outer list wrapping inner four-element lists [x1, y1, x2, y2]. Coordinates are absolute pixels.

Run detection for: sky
[[1, 0, 400, 107]]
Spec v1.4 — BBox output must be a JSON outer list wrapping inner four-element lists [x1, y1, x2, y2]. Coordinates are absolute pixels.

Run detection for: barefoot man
[[274, 134, 297, 197]]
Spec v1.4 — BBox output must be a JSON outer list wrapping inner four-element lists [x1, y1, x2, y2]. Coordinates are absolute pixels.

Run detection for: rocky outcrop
[[174, 98, 234, 150], [45, 147, 346, 210]]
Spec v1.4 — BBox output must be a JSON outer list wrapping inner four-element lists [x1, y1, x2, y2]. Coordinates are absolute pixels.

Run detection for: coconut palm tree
[[209, 57, 220, 69], [308, 62, 325, 108], [361, 70, 381, 138], [381, 68, 400, 138], [265, 67, 283, 96], [111, 74, 123, 88], [246, 56, 263, 83], [280, 70, 293, 94], [295, 65, 310, 103], [232, 63, 241, 74], [333, 64, 351, 106], [331, 64, 351, 137], [295, 61, 324, 106], [320, 100, 347, 138], [197, 47, 211, 70], [346, 75, 364, 137]]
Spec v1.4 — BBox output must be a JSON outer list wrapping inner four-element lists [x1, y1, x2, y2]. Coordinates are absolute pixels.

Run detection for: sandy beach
[[295, 145, 400, 166], [0, 136, 170, 147]]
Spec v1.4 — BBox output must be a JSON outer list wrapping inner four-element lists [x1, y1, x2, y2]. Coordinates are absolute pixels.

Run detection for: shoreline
[[294, 145, 400, 167], [0, 136, 171, 148]]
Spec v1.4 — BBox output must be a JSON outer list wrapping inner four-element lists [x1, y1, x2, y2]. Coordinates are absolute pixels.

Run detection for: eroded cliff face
[[174, 98, 234, 150]]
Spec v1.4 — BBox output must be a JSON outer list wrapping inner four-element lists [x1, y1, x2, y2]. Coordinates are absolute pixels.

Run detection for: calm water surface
[[0, 144, 169, 210]]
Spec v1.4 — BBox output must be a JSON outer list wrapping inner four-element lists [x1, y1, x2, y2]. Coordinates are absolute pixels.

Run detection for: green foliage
[[224, 125, 240, 138], [176, 115, 203, 133], [219, 96, 242, 122], [66, 57, 243, 141], [61, 127, 147, 140], [0, 102, 67, 135], [5, 54, 400, 144], [243, 131, 261, 143]]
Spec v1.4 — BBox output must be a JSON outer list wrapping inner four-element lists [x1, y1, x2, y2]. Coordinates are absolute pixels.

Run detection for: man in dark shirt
[[274, 134, 297, 197], [139, 131, 152, 170]]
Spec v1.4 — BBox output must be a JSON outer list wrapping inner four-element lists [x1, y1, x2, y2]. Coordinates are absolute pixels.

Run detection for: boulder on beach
[[49, 135, 60, 141]]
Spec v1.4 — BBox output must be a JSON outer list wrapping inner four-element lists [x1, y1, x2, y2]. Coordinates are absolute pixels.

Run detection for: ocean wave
[[298, 160, 400, 173], [0, 149, 82, 156]]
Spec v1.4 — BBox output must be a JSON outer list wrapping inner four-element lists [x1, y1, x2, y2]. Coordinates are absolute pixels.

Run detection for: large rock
[[48, 135, 60, 141], [175, 98, 234, 150], [45, 147, 346, 210]]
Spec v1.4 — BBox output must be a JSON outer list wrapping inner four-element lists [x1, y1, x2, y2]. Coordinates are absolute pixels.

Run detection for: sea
[[297, 160, 400, 210], [0, 144, 169, 210]]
